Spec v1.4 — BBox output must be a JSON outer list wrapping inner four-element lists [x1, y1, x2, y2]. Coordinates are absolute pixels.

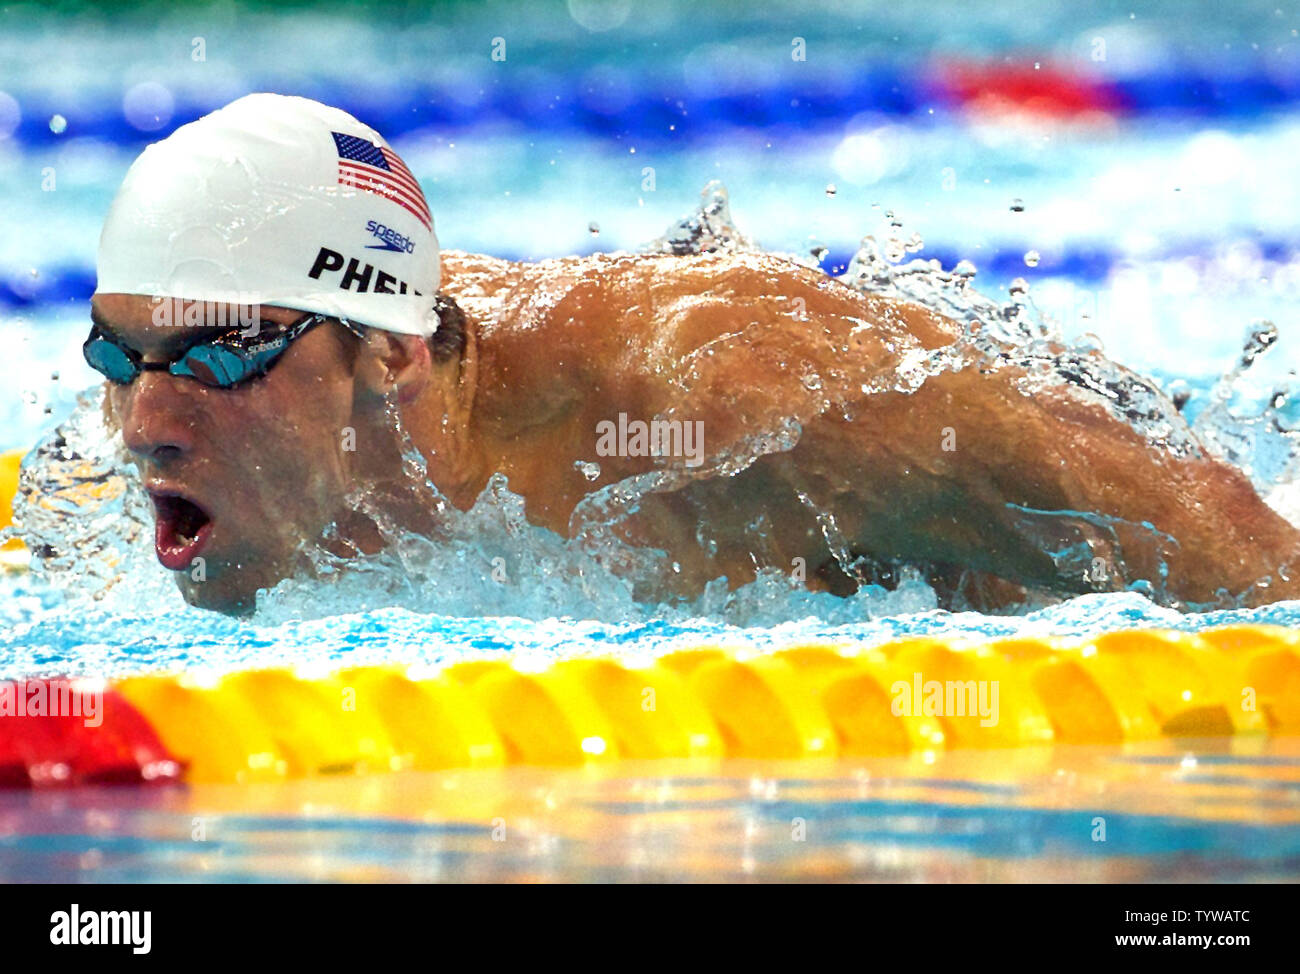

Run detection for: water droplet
[[1241, 322, 1278, 367], [824, 183, 837, 197], [588, 222, 600, 237], [574, 460, 601, 481], [1075, 332, 1104, 355], [810, 245, 829, 262], [905, 232, 924, 252], [22, 391, 37, 404], [50, 371, 59, 381], [28, 268, 38, 279], [49, 114, 66, 134], [1008, 277, 1029, 298], [884, 238, 905, 262], [1024, 250, 1040, 267], [953, 259, 977, 278], [1010, 198, 1025, 212]]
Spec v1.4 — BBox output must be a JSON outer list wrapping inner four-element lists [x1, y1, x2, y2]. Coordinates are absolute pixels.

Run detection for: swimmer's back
[[438, 249, 961, 441]]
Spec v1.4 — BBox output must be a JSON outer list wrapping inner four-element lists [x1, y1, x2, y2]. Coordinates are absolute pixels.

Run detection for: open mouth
[[149, 491, 214, 571]]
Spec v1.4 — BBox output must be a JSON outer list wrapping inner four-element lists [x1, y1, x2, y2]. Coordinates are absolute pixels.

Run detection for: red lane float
[[932, 58, 1131, 120], [0, 679, 183, 788]]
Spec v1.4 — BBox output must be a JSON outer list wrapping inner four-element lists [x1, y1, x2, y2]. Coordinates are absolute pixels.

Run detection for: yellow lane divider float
[[0, 448, 27, 568], [1, 624, 1293, 787]]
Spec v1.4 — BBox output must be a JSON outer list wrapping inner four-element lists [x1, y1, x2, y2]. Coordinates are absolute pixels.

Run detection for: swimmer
[[87, 94, 1300, 614]]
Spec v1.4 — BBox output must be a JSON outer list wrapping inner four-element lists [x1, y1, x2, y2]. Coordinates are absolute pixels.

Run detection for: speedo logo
[[308, 247, 423, 295], [242, 334, 289, 355], [365, 219, 415, 254]]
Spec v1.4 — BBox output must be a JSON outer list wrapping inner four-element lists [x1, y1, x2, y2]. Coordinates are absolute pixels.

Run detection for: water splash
[[641, 180, 758, 256], [1192, 323, 1300, 485], [3, 388, 179, 612], [834, 213, 1204, 461]]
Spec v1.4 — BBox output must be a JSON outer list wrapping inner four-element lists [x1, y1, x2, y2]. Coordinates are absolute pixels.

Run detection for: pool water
[[4, 741, 1298, 882], [4, 0, 1300, 880]]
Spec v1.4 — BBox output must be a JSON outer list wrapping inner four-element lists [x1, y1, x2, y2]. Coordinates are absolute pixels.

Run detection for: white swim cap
[[96, 93, 439, 337]]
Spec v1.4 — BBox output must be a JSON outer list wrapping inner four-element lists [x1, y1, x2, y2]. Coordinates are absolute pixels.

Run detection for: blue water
[[4, 0, 1300, 880], [3, 744, 1298, 882]]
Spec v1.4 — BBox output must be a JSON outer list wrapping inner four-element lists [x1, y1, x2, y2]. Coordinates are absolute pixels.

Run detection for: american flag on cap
[[332, 132, 431, 230]]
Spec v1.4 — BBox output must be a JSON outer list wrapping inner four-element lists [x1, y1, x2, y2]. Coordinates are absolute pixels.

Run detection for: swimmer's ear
[[355, 330, 430, 404]]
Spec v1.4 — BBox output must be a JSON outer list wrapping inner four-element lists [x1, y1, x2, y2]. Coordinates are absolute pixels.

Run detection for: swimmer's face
[[90, 295, 366, 614]]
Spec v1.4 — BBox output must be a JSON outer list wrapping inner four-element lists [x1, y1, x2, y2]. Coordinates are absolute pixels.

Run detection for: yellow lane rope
[[108, 626, 1300, 783], [0, 448, 25, 564]]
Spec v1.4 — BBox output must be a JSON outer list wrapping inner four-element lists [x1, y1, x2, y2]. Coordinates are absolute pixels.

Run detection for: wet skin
[[94, 249, 1300, 614]]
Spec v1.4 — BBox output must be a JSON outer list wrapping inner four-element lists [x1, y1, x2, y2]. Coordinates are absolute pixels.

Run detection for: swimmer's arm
[[643, 261, 1300, 606], [823, 360, 1300, 606]]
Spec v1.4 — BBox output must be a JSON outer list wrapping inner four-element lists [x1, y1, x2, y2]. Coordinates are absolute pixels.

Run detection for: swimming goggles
[[83, 312, 366, 390]]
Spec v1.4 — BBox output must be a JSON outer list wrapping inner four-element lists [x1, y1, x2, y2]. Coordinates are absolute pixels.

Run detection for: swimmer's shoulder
[[589, 249, 964, 352], [438, 247, 962, 366]]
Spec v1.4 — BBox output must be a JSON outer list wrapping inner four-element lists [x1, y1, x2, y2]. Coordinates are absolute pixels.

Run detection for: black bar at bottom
[[0, 882, 1286, 960]]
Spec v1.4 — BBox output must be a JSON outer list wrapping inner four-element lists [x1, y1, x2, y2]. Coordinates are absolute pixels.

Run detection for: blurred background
[[2, 0, 1298, 451]]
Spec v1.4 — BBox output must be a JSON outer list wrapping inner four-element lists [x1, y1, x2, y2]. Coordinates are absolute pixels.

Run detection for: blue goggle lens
[[175, 344, 254, 387], [83, 337, 139, 384]]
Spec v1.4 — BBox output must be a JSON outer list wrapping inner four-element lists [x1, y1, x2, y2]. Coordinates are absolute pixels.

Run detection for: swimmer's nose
[[119, 372, 196, 463]]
